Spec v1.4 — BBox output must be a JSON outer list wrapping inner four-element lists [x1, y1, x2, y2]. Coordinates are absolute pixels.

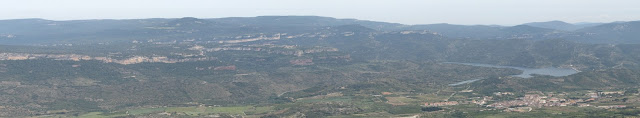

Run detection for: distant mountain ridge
[[575, 21, 640, 43], [1, 16, 639, 44], [524, 21, 581, 31], [522, 20, 608, 31]]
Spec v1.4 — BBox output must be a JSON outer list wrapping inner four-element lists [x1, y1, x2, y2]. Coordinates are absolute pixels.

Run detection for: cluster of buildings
[[471, 96, 493, 105], [504, 107, 533, 112], [0, 53, 214, 65], [102, 56, 214, 65], [0, 53, 91, 61], [193, 45, 339, 57], [0, 34, 15, 38], [486, 91, 629, 110], [218, 34, 281, 44], [424, 101, 459, 107], [488, 94, 580, 108]]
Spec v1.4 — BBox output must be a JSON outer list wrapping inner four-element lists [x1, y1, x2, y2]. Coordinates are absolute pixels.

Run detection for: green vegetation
[[1, 16, 640, 117]]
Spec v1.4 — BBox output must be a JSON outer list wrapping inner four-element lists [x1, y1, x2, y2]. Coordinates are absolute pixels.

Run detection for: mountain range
[[1, 16, 640, 117], [523, 20, 604, 31], [1, 16, 639, 45]]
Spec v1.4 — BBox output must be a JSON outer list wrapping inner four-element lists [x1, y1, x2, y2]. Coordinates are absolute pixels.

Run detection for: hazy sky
[[3, 0, 640, 25]]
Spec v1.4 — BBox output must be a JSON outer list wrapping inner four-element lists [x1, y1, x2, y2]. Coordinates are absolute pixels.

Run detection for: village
[[0, 52, 214, 65], [420, 90, 634, 113]]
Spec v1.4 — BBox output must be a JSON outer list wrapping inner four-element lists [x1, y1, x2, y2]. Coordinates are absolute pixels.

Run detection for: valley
[[0, 16, 640, 117]]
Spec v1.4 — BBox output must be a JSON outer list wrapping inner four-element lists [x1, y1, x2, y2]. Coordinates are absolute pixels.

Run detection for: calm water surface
[[446, 62, 580, 86], [446, 62, 579, 78]]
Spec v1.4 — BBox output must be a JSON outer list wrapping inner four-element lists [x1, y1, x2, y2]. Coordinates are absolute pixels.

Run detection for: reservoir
[[445, 62, 580, 78]]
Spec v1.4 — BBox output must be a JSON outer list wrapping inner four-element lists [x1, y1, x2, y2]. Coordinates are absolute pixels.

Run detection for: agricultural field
[[50, 106, 274, 118]]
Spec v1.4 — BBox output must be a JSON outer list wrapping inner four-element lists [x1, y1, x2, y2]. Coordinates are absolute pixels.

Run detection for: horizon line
[[0, 15, 634, 26]]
